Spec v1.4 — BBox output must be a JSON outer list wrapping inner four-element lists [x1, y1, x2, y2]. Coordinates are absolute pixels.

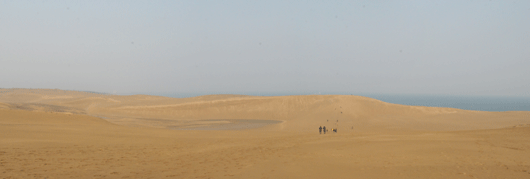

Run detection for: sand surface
[[1, 89, 530, 178]]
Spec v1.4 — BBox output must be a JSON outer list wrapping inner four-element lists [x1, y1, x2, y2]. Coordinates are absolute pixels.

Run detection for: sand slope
[[1, 109, 530, 178], [1, 89, 530, 178]]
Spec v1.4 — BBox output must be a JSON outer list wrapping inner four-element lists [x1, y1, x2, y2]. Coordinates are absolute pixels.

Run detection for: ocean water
[[156, 93, 530, 112], [361, 94, 530, 112]]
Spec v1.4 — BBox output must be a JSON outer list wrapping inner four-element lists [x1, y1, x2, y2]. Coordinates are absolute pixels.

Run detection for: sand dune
[[1, 89, 530, 178], [1, 88, 528, 131]]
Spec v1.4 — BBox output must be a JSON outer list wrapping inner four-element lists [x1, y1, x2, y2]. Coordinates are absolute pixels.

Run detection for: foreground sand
[[1, 89, 530, 178]]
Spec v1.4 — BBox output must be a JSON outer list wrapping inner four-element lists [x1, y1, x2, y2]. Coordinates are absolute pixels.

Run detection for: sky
[[1, 0, 529, 97]]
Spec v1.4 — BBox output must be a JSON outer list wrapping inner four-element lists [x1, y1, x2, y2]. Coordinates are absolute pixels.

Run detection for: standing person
[[319, 126, 322, 134], [323, 126, 326, 134]]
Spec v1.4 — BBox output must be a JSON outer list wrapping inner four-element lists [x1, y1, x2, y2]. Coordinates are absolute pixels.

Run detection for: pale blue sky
[[1, 1, 529, 96]]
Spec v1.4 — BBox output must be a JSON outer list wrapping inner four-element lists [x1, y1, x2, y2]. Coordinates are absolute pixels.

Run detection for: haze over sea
[[153, 93, 530, 112]]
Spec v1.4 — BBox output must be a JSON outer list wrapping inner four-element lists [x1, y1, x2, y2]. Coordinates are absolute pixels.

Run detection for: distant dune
[[1, 88, 528, 131], [1, 89, 530, 178]]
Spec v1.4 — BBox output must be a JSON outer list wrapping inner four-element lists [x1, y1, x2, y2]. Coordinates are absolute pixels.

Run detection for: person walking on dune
[[323, 126, 326, 134], [319, 126, 322, 134]]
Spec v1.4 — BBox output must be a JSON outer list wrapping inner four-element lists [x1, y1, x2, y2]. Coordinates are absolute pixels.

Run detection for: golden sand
[[1, 89, 529, 178]]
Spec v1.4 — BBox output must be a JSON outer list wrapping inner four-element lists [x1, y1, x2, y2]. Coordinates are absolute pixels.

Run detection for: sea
[[154, 93, 530, 112], [361, 94, 530, 112]]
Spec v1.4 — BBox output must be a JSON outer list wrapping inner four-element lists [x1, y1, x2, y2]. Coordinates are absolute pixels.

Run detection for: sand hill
[[1, 88, 530, 178], [1, 88, 528, 131]]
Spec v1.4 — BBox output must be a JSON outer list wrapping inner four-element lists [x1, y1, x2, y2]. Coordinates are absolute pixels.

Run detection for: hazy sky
[[1, 1, 529, 96]]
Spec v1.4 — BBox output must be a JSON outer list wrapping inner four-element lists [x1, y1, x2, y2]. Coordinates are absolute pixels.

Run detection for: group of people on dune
[[319, 126, 337, 134]]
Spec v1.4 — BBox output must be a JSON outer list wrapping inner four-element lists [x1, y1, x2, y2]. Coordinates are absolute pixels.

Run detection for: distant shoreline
[[153, 93, 530, 112], [2, 88, 529, 112]]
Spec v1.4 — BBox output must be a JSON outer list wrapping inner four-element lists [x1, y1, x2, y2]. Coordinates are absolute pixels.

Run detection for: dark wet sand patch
[[102, 117, 282, 130], [169, 119, 282, 130]]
